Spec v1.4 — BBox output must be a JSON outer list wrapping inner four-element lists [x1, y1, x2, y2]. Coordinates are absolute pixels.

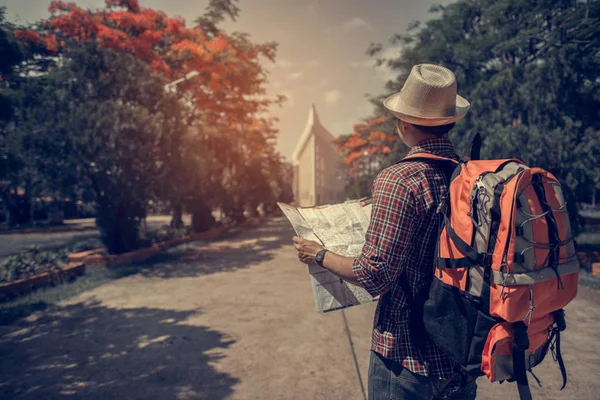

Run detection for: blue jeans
[[368, 351, 477, 400]]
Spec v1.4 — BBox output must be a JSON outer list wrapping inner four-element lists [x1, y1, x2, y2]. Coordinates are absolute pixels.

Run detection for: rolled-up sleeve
[[352, 168, 417, 297]]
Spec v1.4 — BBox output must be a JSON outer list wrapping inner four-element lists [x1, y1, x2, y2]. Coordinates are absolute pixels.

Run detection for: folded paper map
[[278, 199, 376, 313]]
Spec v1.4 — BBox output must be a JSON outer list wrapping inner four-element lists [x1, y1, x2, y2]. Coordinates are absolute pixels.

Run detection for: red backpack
[[404, 136, 579, 400]]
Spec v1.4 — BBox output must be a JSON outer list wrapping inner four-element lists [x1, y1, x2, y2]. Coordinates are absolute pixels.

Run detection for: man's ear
[[401, 120, 411, 133]]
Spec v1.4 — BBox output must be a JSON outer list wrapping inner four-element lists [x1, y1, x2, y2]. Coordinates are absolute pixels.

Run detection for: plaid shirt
[[352, 137, 460, 379]]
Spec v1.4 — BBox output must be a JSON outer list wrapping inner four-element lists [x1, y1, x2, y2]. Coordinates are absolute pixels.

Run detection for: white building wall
[[314, 134, 345, 205], [297, 135, 315, 207], [292, 105, 346, 207]]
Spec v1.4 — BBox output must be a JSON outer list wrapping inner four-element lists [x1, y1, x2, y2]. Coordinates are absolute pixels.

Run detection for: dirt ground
[[0, 217, 599, 399]]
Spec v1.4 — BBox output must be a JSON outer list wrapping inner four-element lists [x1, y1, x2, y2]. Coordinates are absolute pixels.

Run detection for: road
[[0, 215, 192, 261], [0, 217, 598, 399]]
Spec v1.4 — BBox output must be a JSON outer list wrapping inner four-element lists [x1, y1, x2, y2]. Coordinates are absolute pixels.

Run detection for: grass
[[0, 224, 219, 326], [0, 235, 104, 284], [0, 264, 142, 326]]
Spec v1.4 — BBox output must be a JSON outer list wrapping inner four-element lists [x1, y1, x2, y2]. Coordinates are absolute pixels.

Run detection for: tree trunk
[[190, 198, 215, 233], [96, 200, 141, 255], [2, 192, 22, 227], [26, 188, 34, 226], [171, 202, 184, 229], [7, 204, 19, 227]]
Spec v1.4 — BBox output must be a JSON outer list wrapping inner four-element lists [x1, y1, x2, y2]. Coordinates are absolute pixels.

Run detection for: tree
[[202, 117, 282, 222], [10, 0, 287, 246], [10, 45, 184, 253], [263, 158, 294, 213], [334, 114, 400, 198], [0, 6, 45, 227], [337, 0, 600, 231], [0, 6, 24, 121]]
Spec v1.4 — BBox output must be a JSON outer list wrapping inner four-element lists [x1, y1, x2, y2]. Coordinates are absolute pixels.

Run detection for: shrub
[[0, 247, 68, 284]]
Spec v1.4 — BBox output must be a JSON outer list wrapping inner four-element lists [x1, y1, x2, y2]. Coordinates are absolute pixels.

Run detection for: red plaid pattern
[[352, 137, 459, 379]]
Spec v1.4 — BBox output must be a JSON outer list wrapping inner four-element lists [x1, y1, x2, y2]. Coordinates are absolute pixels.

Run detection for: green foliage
[[0, 247, 68, 283], [0, 6, 24, 122], [0, 7, 31, 227], [7, 45, 185, 253], [194, 0, 240, 37], [363, 0, 600, 231], [2, 1, 291, 253], [344, 173, 379, 200]]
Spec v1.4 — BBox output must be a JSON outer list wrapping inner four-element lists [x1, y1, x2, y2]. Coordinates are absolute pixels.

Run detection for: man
[[293, 64, 476, 400]]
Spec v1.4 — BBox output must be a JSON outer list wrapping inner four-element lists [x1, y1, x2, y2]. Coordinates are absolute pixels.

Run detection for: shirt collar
[[407, 137, 457, 158]]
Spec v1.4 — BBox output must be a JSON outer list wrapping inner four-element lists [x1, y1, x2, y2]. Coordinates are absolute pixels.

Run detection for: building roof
[[291, 104, 336, 165]]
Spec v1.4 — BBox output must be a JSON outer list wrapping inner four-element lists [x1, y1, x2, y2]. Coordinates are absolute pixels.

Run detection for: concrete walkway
[[0, 217, 599, 399]]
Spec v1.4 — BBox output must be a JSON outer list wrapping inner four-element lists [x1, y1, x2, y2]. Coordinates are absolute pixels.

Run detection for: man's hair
[[410, 122, 455, 137]]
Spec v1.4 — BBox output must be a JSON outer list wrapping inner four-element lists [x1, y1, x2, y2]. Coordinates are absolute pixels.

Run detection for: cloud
[[325, 17, 372, 38], [331, 118, 358, 135], [342, 17, 372, 31], [297, 77, 329, 93], [287, 71, 304, 80], [323, 89, 342, 106], [375, 46, 402, 83], [307, 60, 320, 67], [357, 102, 374, 116], [276, 59, 294, 69], [348, 47, 401, 81], [376, 66, 398, 83], [379, 46, 403, 60], [350, 60, 374, 68]]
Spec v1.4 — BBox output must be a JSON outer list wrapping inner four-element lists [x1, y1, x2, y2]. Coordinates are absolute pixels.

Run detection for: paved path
[[0, 217, 599, 399]]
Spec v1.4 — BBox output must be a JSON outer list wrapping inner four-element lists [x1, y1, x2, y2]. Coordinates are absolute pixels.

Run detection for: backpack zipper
[[501, 169, 528, 272], [499, 258, 508, 299], [524, 285, 536, 325], [499, 169, 538, 324]]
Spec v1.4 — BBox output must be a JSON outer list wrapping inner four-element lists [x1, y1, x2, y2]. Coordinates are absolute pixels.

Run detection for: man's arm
[[351, 169, 418, 297], [292, 236, 359, 284], [320, 252, 360, 285], [293, 168, 418, 295]]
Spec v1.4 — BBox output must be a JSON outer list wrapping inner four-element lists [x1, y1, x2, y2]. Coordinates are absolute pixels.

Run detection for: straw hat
[[383, 64, 470, 126]]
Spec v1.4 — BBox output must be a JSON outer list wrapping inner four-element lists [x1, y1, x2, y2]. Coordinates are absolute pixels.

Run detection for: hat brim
[[383, 92, 470, 127]]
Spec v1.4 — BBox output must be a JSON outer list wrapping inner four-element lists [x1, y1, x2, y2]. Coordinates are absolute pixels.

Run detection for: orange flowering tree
[[8, 0, 286, 249], [15, 0, 281, 127], [333, 111, 406, 198], [334, 114, 398, 175]]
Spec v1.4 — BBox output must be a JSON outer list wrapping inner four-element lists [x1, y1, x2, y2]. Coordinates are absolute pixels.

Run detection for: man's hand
[[293, 236, 360, 285], [292, 236, 324, 264]]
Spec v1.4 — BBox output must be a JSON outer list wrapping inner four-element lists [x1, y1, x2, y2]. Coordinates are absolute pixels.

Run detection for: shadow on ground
[[138, 217, 293, 279], [0, 300, 237, 400], [0, 218, 294, 326]]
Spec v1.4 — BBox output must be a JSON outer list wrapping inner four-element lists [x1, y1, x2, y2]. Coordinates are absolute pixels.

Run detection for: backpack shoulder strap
[[469, 132, 482, 161], [397, 153, 463, 184], [397, 152, 461, 165]]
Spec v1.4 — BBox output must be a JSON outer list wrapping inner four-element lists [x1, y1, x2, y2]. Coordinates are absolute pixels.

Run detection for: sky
[[3, 0, 452, 160]]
